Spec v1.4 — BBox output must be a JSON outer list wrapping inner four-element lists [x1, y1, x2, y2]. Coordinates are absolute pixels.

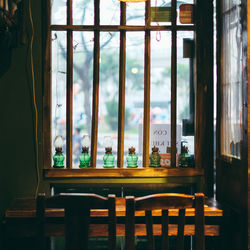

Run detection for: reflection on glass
[[177, 31, 194, 164], [73, 0, 94, 25], [72, 32, 94, 168], [221, 1, 242, 158], [125, 32, 144, 167], [150, 31, 171, 167], [126, 2, 145, 25], [51, 0, 66, 25], [97, 32, 119, 168], [100, 0, 120, 25], [51, 31, 67, 165]]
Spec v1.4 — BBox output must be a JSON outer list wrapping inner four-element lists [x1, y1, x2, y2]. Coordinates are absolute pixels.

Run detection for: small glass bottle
[[126, 147, 138, 168], [53, 136, 65, 168], [179, 141, 191, 168], [103, 136, 115, 168], [79, 135, 91, 168], [149, 146, 161, 168]]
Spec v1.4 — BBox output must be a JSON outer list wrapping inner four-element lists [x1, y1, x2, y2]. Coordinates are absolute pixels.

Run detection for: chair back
[[125, 193, 205, 250], [36, 193, 116, 250]]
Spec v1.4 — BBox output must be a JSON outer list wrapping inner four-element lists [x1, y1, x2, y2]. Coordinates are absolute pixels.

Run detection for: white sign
[[138, 124, 182, 154]]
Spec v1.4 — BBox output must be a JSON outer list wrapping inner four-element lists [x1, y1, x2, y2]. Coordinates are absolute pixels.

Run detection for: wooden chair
[[125, 193, 205, 250], [36, 193, 116, 250]]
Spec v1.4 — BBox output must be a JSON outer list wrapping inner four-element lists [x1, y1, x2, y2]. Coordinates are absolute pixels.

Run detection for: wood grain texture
[[43, 168, 204, 178], [50, 25, 195, 32], [117, 2, 126, 169], [5, 197, 223, 218], [90, 0, 100, 168], [5, 223, 220, 238]]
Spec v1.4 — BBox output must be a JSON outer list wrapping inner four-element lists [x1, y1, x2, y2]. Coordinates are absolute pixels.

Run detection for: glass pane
[[221, 2, 242, 158], [100, 0, 120, 25], [73, 0, 94, 25], [97, 32, 120, 168], [51, 0, 66, 25], [177, 31, 194, 166], [150, 31, 171, 167], [126, 2, 145, 25], [72, 31, 94, 168], [51, 31, 67, 165], [125, 32, 144, 167]]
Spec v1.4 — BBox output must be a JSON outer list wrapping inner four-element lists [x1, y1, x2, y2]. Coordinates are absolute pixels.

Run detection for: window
[[219, 0, 243, 159], [43, 0, 212, 177]]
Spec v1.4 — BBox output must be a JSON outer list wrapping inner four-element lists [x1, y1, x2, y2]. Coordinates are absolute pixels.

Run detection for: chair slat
[[162, 210, 169, 250], [108, 194, 117, 250], [194, 193, 205, 250], [177, 209, 185, 250], [145, 210, 155, 250], [125, 196, 135, 250]]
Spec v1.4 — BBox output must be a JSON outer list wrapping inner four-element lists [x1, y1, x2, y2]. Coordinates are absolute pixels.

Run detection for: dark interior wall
[[0, 0, 42, 219]]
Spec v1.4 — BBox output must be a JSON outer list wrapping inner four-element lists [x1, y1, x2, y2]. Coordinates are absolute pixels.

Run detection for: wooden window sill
[[44, 168, 204, 178]]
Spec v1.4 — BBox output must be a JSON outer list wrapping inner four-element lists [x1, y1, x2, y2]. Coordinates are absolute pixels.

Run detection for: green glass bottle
[[79, 148, 91, 168], [126, 147, 138, 168], [179, 141, 191, 168], [53, 148, 65, 168], [103, 147, 115, 168], [149, 146, 161, 168], [79, 135, 91, 168]]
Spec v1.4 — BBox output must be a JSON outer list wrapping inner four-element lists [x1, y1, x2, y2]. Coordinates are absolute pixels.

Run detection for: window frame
[[42, 0, 213, 184]]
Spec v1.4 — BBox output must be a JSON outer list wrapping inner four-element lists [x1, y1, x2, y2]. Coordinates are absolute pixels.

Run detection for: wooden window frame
[[42, 0, 213, 184]]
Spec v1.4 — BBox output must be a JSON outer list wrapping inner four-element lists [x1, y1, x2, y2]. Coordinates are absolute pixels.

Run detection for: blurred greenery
[[104, 97, 131, 131]]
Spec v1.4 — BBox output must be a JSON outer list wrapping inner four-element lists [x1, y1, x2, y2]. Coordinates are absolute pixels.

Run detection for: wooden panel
[[117, 2, 126, 169], [143, 0, 151, 168], [43, 0, 52, 169], [5, 197, 223, 218], [90, 0, 100, 168], [195, 0, 213, 196], [66, 0, 73, 169], [50, 25, 195, 32], [43, 168, 204, 178], [171, 0, 177, 167], [4, 222, 220, 238]]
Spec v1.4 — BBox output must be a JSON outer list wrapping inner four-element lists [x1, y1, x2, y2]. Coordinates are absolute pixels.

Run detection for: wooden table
[[3, 197, 223, 238]]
